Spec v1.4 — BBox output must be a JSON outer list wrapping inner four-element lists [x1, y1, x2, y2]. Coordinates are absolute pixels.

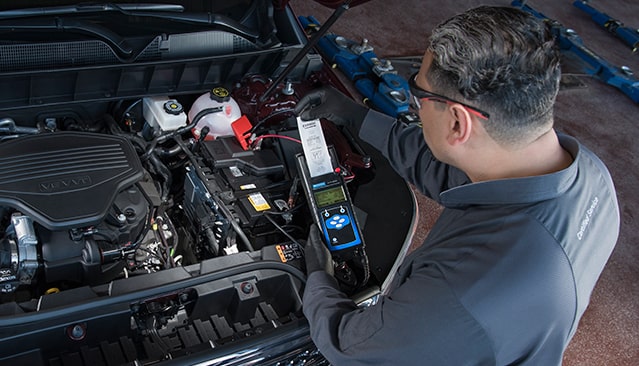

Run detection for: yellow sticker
[[248, 193, 270, 211]]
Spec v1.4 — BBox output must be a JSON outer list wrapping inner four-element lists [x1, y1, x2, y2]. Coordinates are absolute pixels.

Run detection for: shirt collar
[[439, 134, 579, 208]]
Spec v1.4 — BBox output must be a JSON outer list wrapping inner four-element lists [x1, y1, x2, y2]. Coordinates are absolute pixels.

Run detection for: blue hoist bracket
[[573, 0, 639, 53], [512, 1, 639, 104], [299, 15, 420, 124]]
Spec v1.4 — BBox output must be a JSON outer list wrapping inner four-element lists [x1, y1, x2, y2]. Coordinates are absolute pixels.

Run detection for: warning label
[[275, 243, 304, 263], [248, 193, 271, 211]]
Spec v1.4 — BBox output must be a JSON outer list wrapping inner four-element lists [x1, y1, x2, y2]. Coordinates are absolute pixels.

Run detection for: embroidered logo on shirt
[[577, 196, 599, 241]]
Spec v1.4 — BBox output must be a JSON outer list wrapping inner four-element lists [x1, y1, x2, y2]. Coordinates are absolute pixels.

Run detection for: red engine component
[[233, 74, 299, 127], [232, 73, 371, 174]]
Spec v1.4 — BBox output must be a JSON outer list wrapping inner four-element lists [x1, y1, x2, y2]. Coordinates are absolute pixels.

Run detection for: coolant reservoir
[[188, 87, 242, 140]]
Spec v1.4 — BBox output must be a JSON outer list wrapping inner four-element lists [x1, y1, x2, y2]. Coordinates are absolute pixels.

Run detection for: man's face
[[414, 51, 450, 162]]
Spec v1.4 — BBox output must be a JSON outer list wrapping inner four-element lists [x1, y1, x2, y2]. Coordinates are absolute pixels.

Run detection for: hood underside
[[0, 1, 373, 11], [274, 0, 372, 9]]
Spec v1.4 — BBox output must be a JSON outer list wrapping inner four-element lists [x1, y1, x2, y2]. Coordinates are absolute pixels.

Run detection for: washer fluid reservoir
[[188, 87, 242, 140]]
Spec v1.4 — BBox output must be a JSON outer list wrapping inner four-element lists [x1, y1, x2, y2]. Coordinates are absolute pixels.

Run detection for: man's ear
[[446, 104, 473, 146]]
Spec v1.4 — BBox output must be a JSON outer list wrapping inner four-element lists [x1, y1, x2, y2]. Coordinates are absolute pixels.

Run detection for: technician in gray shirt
[[301, 6, 620, 365]]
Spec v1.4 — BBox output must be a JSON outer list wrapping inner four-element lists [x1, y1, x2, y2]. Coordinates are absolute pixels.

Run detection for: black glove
[[295, 86, 369, 133], [304, 225, 334, 276]]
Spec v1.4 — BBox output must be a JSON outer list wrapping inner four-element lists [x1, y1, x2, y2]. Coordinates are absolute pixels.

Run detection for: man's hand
[[304, 225, 334, 276], [295, 86, 369, 133]]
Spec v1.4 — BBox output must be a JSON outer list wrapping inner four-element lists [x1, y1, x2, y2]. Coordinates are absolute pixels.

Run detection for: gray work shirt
[[302, 111, 620, 365]]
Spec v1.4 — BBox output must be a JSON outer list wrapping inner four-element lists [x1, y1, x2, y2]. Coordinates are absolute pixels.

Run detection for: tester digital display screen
[[314, 186, 347, 207]]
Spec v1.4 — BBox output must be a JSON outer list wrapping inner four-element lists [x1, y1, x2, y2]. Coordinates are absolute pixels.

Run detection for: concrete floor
[[289, 0, 639, 364]]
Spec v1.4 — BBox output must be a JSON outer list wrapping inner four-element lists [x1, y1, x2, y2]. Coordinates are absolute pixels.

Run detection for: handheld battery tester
[[295, 115, 364, 252], [296, 153, 363, 251]]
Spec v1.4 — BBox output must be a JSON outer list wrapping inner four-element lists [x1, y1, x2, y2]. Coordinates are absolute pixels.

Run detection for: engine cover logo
[[39, 175, 92, 193]]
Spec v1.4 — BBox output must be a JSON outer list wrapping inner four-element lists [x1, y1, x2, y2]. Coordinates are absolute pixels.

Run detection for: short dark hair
[[427, 6, 561, 147]]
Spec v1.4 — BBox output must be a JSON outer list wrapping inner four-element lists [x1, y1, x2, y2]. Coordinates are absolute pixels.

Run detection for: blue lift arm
[[298, 15, 419, 123], [512, 1, 639, 103], [573, 0, 639, 53]]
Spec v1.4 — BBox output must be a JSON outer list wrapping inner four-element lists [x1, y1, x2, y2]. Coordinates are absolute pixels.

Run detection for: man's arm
[[358, 110, 469, 200], [302, 227, 494, 366], [302, 264, 495, 365]]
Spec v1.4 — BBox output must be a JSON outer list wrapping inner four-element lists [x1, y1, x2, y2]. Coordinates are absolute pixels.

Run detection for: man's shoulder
[[559, 133, 612, 180]]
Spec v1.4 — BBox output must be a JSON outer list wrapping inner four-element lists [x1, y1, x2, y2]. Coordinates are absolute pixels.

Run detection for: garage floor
[[289, 0, 639, 364]]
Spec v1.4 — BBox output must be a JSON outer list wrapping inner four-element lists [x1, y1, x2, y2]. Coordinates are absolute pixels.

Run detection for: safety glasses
[[409, 72, 490, 120]]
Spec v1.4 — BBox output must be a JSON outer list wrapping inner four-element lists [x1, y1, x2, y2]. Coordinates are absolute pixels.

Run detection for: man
[[301, 6, 620, 365]]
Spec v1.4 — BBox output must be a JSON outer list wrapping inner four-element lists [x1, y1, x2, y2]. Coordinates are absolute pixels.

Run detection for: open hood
[[0, 0, 415, 364], [0, 0, 373, 11]]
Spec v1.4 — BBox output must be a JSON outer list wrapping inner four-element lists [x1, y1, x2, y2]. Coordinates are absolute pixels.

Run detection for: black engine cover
[[0, 132, 143, 230]]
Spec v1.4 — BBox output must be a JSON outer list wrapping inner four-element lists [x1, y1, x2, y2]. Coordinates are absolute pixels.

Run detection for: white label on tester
[[297, 117, 333, 177]]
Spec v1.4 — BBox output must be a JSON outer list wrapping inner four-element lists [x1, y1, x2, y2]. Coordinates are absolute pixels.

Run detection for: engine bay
[[0, 2, 416, 362], [0, 71, 378, 304]]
